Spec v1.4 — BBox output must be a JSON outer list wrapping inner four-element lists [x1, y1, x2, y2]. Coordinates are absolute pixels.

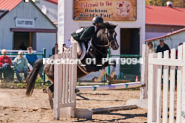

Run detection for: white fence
[[54, 43, 77, 120], [148, 43, 185, 123]]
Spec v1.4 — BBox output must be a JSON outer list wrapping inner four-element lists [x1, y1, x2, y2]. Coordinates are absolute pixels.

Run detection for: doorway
[[120, 28, 140, 81], [120, 28, 140, 54], [13, 32, 36, 50]]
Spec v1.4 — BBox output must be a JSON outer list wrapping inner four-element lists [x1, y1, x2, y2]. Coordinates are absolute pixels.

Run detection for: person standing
[[52, 46, 55, 55], [14, 51, 28, 82], [156, 39, 170, 56], [147, 42, 156, 53]]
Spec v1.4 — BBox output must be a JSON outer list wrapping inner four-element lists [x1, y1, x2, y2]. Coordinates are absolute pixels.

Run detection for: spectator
[[14, 51, 28, 82], [0, 49, 13, 81], [176, 43, 183, 59], [156, 39, 170, 56], [52, 46, 55, 55], [25, 47, 43, 78], [147, 42, 156, 53], [19, 43, 27, 50], [26, 47, 38, 66], [52, 43, 59, 55]]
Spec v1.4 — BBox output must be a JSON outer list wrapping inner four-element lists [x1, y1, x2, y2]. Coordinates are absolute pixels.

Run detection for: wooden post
[[163, 50, 169, 123], [181, 43, 185, 122], [169, 49, 176, 123], [140, 44, 149, 99], [176, 45, 183, 123], [71, 43, 77, 117], [147, 53, 157, 122], [156, 52, 162, 123], [54, 54, 62, 120]]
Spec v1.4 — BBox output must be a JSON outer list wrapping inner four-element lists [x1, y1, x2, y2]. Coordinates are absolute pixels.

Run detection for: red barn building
[[145, 4, 185, 40]]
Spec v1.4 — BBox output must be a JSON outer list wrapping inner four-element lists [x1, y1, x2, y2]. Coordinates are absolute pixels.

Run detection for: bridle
[[94, 28, 117, 49], [91, 28, 117, 57]]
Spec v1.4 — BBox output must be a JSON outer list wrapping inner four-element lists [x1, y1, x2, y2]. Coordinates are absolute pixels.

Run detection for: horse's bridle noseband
[[94, 29, 117, 49]]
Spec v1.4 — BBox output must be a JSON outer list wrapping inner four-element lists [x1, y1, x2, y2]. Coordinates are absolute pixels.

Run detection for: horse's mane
[[99, 22, 117, 30]]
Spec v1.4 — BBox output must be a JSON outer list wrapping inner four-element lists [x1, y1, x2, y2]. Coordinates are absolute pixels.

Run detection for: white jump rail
[[76, 82, 142, 91], [148, 42, 185, 123], [54, 44, 149, 120]]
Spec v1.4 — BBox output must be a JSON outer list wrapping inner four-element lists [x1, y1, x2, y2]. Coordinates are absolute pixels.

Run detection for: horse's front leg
[[93, 69, 106, 82], [102, 60, 117, 81]]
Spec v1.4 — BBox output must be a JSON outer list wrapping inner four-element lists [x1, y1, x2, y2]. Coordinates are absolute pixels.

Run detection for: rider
[[71, 16, 104, 44]]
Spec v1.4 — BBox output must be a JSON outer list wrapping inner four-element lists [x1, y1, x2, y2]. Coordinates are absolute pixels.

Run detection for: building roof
[[0, 0, 57, 29], [44, 0, 58, 5], [146, 5, 185, 26], [0, 0, 22, 11], [146, 28, 185, 42], [1, 0, 185, 27]]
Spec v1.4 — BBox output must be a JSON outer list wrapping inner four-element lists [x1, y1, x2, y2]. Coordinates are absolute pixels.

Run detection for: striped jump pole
[[76, 82, 143, 91]]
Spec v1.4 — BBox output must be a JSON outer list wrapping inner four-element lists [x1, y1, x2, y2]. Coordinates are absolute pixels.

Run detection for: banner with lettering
[[73, 0, 137, 21], [15, 18, 34, 27]]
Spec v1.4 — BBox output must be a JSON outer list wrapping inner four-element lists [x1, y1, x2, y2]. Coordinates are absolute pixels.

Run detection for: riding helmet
[[92, 16, 104, 25]]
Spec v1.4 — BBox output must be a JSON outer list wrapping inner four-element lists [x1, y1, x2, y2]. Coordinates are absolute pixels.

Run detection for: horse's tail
[[26, 59, 43, 96]]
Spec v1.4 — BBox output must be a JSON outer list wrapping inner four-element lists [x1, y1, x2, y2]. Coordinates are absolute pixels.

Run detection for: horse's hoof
[[43, 89, 47, 93], [113, 75, 117, 79], [106, 75, 112, 81], [92, 77, 98, 82], [75, 89, 79, 93], [48, 90, 54, 109], [43, 87, 49, 93]]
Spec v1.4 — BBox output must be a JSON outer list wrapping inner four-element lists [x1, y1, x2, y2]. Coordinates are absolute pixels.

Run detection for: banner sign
[[73, 0, 137, 21], [15, 18, 34, 27]]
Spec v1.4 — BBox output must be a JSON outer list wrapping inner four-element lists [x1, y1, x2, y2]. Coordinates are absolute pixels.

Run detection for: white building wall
[[59, 0, 145, 81], [37, 33, 56, 57], [0, 1, 56, 57], [35, 0, 58, 22], [146, 32, 168, 40]]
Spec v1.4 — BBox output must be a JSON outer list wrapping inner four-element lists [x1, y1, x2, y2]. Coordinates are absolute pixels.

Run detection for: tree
[[145, 0, 185, 8]]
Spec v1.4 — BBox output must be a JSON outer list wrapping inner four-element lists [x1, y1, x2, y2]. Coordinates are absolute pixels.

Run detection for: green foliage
[[145, 0, 185, 8], [35, 77, 43, 83]]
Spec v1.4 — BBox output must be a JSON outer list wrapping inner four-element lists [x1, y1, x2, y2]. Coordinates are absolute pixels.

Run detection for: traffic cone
[[135, 76, 138, 82]]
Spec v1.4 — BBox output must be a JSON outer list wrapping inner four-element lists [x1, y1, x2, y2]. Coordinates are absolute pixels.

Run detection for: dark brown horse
[[26, 22, 119, 108]]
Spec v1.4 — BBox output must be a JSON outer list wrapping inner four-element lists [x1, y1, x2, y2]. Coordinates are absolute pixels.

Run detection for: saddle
[[70, 28, 92, 60]]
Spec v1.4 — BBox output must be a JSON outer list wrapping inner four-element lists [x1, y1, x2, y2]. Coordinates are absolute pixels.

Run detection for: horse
[[26, 22, 119, 108]]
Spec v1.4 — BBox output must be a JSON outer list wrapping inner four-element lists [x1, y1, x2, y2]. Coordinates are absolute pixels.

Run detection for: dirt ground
[[0, 89, 148, 123]]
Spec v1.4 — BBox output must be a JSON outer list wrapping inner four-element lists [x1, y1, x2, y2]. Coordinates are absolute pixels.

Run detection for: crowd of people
[[0, 47, 42, 82], [147, 38, 182, 58]]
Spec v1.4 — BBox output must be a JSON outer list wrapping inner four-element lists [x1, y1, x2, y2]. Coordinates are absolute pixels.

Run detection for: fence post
[[140, 44, 149, 99], [107, 49, 110, 75], [107, 49, 111, 85], [42, 48, 46, 85]]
